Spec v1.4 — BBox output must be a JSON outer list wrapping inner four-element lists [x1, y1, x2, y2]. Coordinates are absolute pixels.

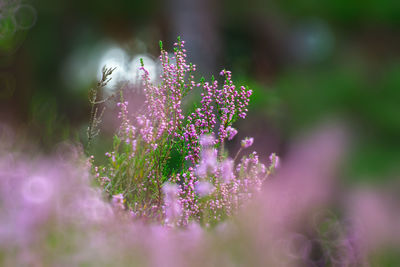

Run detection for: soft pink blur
[[1, 121, 399, 266]]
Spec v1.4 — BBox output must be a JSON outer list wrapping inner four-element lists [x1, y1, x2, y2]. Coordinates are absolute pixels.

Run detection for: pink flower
[[199, 134, 215, 147], [269, 153, 280, 169], [226, 126, 238, 141], [162, 183, 182, 224], [195, 181, 215, 197], [162, 183, 178, 196], [241, 137, 254, 148], [112, 194, 125, 210], [195, 148, 218, 177], [219, 159, 234, 183]]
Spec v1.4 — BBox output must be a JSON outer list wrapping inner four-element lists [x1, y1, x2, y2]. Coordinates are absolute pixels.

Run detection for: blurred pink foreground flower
[[1, 122, 399, 266]]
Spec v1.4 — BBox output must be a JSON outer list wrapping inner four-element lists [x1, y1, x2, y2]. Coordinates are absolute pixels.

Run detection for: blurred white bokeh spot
[[97, 47, 129, 92]]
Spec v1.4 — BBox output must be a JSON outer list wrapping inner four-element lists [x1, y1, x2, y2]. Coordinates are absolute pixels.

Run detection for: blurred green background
[[1, 0, 400, 184]]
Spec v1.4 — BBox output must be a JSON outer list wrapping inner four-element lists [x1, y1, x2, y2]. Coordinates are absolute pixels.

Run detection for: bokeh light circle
[[13, 4, 37, 30], [21, 176, 53, 205]]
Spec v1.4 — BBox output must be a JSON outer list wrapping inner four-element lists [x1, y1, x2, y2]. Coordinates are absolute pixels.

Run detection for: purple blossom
[[195, 148, 218, 178], [241, 137, 254, 148], [199, 134, 215, 147], [112, 194, 125, 210], [269, 153, 280, 169], [195, 181, 215, 197], [219, 159, 234, 183], [226, 126, 238, 141], [162, 183, 182, 225]]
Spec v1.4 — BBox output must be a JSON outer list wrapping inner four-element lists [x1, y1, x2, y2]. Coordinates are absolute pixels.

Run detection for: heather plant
[[90, 37, 279, 226]]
